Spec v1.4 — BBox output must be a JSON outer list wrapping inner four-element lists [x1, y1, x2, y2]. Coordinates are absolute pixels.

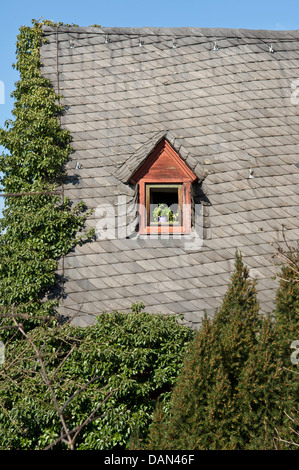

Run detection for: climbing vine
[[0, 20, 94, 329]]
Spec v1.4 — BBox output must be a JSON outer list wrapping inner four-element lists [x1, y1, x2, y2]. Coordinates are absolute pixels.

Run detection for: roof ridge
[[41, 25, 299, 38]]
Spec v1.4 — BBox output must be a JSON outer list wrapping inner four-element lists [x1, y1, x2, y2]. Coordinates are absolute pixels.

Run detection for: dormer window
[[130, 138, 197, 235], [147, 183, 182, 226]]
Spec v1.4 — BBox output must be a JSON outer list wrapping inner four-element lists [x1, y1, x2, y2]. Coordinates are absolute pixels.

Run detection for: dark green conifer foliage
[[271, 247, 299, 448], [213, 250, 261, 383], [143, 251, 296, 450], [138, 315, 223, 450], [143, 252, 258, 449], [0, 20, 93, 329], [235, 316, 286, 449], [273, 248, 299, 362]]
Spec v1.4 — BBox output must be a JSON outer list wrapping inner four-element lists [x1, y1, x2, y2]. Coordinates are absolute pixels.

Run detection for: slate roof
[[40, 26, 299, 327]]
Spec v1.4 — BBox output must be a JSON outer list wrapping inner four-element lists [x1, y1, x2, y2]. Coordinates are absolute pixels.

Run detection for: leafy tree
[[0, 20, 93, 332], [0, 305, 194, 450], [0, 20, 194, 451]]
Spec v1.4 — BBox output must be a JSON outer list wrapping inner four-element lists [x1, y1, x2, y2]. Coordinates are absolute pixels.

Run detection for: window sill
[[139, 225, 191, 235]]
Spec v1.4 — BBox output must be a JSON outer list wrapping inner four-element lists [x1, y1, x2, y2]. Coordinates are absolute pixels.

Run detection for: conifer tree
[[213, 250, 261, 383], [271, 247, 299, 448], [273, 247, 299, 363], [143, 251, 295, 450], [141, 315, 227, 450], [143, 251, 262, 449], [235, 316, 286, 449]]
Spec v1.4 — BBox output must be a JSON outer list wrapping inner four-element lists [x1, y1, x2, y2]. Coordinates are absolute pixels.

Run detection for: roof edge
[[41, 25, 299, 38]]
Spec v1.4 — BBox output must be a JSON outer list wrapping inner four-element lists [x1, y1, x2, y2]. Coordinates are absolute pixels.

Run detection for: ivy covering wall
[[0, 20, 94, 327]]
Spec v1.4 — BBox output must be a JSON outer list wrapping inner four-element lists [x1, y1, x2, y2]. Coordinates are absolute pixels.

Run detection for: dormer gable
[[130, 138, 197, 184], [130, 138, 197, 235]]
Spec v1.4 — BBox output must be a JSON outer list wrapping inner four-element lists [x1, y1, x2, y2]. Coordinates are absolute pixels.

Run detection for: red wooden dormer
[[130, 138, 197, 234]]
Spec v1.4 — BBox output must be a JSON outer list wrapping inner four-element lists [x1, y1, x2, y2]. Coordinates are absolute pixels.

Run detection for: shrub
[[0, 305, 194, 450]]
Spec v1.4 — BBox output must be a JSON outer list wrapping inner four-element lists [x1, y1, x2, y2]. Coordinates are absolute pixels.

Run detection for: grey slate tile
[[40, 25, 299, 327]]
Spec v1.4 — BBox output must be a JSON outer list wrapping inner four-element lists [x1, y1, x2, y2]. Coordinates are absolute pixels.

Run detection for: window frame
[[146, 183, 182, 227], [138, 179, 192, 235]]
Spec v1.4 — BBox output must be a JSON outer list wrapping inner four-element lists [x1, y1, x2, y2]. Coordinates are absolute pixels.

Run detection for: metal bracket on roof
[[213, 41, 219, 51], [172, 38, 177, 48], [105, 34, 110, 44], [139, 37, 144, 47], [269, 44, 274, 53]]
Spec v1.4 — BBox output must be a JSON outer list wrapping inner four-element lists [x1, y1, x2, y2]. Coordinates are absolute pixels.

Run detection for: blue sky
[[0, 0, 298, 214]]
